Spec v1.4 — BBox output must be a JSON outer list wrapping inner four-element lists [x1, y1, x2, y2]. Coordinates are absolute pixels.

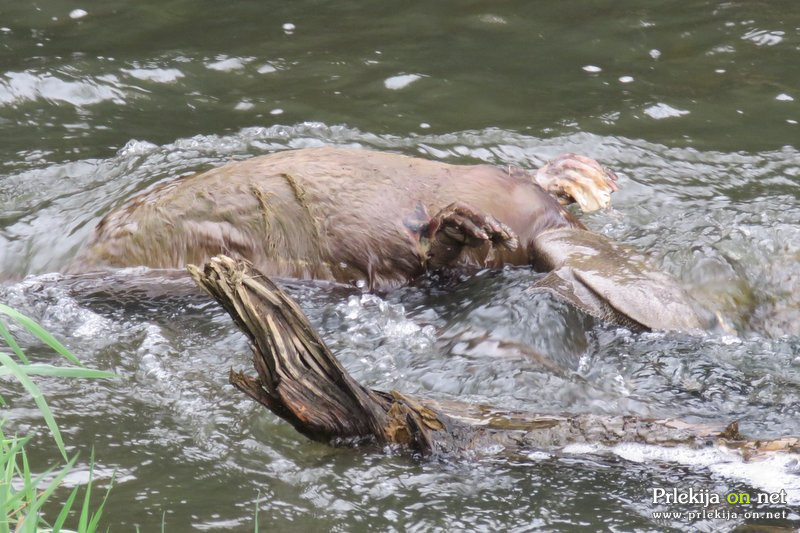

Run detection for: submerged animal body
[[72, 147, 708, 331], [73, 148, 578, 286]]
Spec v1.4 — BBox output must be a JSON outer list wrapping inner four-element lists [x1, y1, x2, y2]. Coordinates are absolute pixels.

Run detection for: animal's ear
[[529, 228, 713, 332]]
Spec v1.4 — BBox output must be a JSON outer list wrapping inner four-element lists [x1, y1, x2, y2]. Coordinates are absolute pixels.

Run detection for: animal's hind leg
[[423, 202, 519, 271]]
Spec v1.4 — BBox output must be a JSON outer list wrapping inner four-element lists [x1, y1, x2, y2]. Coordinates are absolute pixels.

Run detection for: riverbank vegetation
[[0, 304, 114, 532]]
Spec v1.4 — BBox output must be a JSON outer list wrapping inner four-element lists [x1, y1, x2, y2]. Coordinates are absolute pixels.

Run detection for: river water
[[1, 1, 799, 531]]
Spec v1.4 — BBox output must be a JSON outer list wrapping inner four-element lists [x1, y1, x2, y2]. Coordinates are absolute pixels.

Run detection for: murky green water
[[1, 1, 799, 531]]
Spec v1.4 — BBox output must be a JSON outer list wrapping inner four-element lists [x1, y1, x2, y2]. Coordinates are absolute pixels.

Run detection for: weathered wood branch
[[188, 255, 800, 458]]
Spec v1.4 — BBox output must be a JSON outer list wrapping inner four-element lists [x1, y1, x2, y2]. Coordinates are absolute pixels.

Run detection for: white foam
[[384, 74, 423, 90], [205, 56, 251, 72], [612, 442, 800, 504], [122, 68, 184, 84], [644, 103, 690, 119], [137, 324, 172, 380], [477, 14, 507, 25], [526, 451, 551, 461], [742, 29, 784, 47], [563, 443, 598, 455]]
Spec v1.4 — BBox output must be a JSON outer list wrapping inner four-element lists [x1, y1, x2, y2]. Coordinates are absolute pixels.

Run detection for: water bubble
[[643, 103, 690, 119], [776, 93, 794, 102], [742, 29, 784, 47], [282, 23, 295, 34], [122, 68, 184, 83], [477, 14, 508, 25], [69, 9, 88, 19], [269, 108, 283, 115], [117, 139, 158, 156], [619, 75, 634, 83], [205, 56, 249, 72], [582, 65, 602, 73], [526, 451, 551, 461], [384, 73, 423, 90], [649, 49, 661, 59]]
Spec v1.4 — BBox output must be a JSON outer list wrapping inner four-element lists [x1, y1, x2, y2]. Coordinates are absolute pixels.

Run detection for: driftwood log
[[188, 255, 800, 458]]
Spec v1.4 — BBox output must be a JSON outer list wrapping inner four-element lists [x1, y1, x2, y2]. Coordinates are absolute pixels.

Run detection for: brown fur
[[72, 147, 583, 290]]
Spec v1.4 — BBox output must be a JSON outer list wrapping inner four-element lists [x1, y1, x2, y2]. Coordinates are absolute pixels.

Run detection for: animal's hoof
[[534, 153, 619, 212], [433, 202, 518, 251]]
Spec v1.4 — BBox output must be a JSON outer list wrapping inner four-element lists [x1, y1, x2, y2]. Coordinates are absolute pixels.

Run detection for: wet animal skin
[[72, 147, 708, 331]]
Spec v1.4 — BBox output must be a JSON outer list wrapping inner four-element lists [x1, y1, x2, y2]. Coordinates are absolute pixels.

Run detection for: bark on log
[[188, 255, 800, 458]]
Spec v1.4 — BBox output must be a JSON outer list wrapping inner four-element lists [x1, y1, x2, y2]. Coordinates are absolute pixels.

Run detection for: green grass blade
[[254, 490, 260, 533], [12, 462, 65, 524], [0, 352, 67, 461], [29, 453, 79, 519], [0, 434, 30, 471], [21, 509, 39, 533], [0, 364, 115, 380], [19, 446, 41, 533], [0, 436, 31, 527], [0, 319, 30, 364], [0, 509, 9, 533], [21, 446, 35, 518], [77, 449, 95, 533], [86, 470, 114, 532], [4, 441, 74, 529], [0, 304, 81, 365], [52, 485, 80, 532]]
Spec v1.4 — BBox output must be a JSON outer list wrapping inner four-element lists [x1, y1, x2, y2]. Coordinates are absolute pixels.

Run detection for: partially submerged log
[[188, 255, 800, 458]]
